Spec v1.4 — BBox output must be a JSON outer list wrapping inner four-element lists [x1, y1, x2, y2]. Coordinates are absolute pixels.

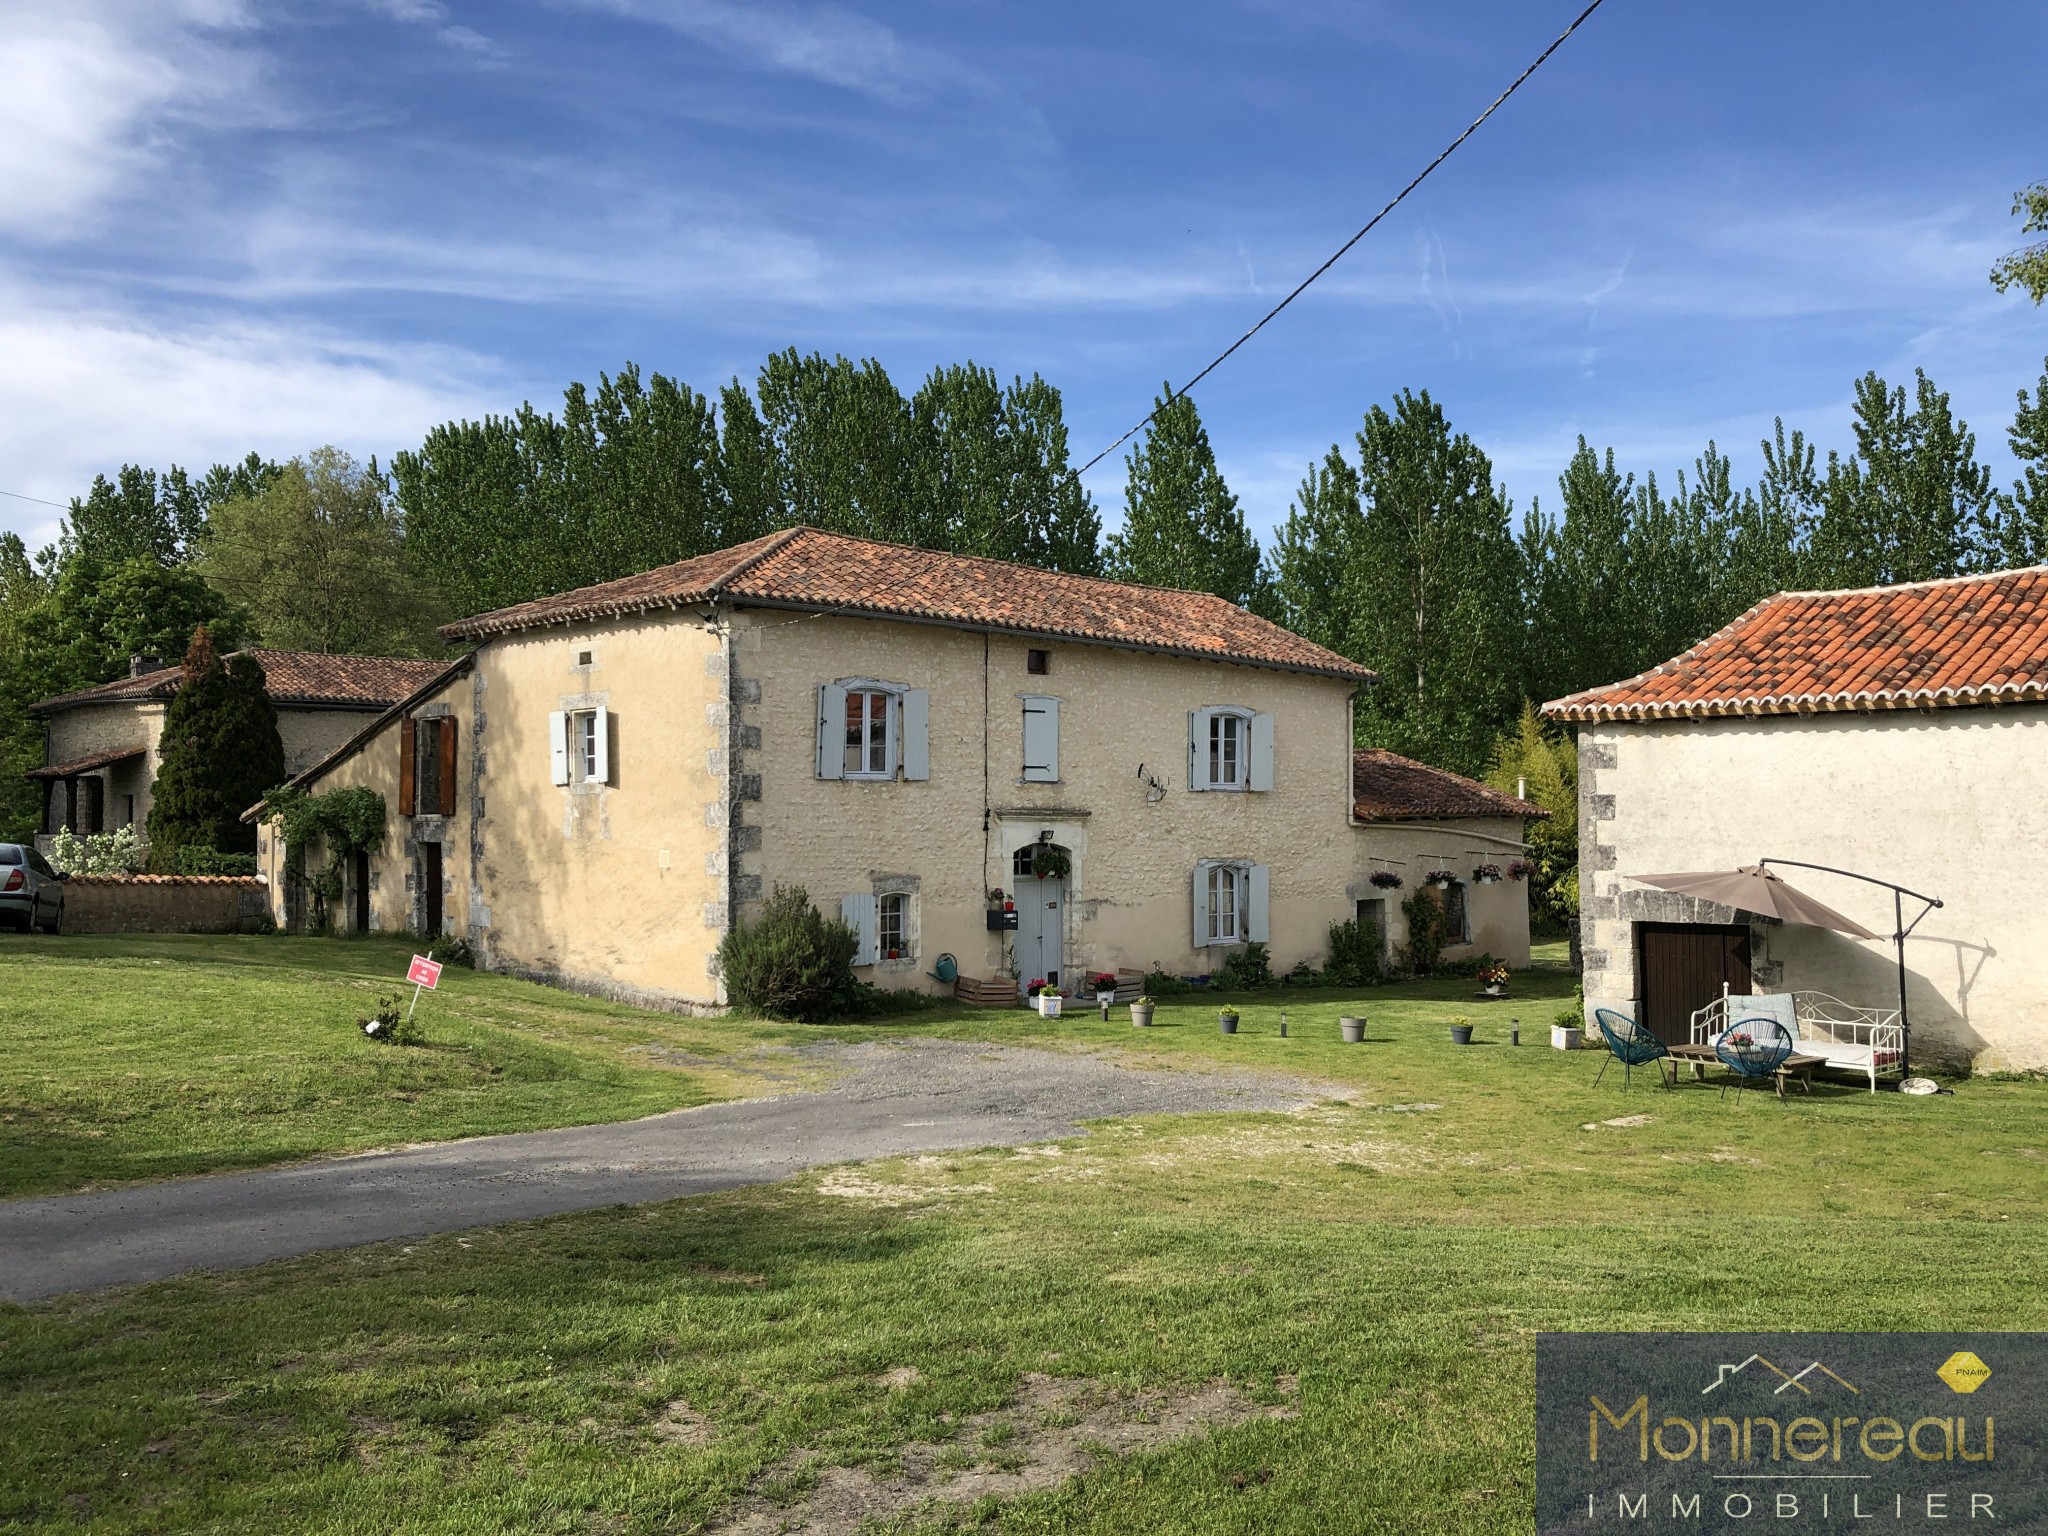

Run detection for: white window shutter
[[1192, 861, 1212, 948], [1246, 863, 1270, 943], [817, 683, 847, 780], [1248, 712, 1274, 791], [1021, 696, 1059, 782], [548, 711, 570, 785], [901, 688, 930, 781], [841, 892, 878, 965], [1187, 710, 1206, 791], [592, 705, 611, 785]]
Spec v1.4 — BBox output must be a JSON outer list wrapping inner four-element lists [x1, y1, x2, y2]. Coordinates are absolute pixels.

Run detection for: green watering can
[[927, 953, 958, 984]]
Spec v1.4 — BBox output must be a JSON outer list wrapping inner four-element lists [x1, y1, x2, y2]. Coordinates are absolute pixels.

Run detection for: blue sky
[[1, 0, 2044, 554]]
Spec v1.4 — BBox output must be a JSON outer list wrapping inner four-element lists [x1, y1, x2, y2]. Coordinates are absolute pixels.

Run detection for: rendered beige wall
[[736, 610, 1364, 992], [466, 616, 726, 1007], [1579, 709, 2048, 1071], [1347, 817, 1533, 967]]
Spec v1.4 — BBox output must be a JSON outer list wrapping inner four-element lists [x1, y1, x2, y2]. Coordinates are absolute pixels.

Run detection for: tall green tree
[[1991, 182, 2048, 305], [1805, 370, 1994, 587], [1265, 447, 1363, 656], [202, 448, 444, 655], [59, 454, 280, 569], [757, 350, 926, 546], [8, 555, 241, 707], [145, 628, 283, 868], [1984, 359, 2048, 568], [1103, 388, 1261, 605], [1484, 702, 1578, 933]]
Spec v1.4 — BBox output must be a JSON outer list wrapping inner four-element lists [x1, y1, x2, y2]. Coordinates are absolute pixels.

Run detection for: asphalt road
[[0, 1040, 1323, 1302]]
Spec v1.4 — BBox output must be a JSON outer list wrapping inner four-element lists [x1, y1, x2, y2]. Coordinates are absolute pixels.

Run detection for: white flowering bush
[[47, 825, 145, 875]]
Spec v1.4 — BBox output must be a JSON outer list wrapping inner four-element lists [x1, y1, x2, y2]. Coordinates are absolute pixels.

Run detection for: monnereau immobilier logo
[[1535, 1334, 2043, 1533]]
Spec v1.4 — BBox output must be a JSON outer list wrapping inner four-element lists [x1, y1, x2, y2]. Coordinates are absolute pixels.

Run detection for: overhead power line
[[1071, 0, 1610, 479], [0, 488, 69, 510]]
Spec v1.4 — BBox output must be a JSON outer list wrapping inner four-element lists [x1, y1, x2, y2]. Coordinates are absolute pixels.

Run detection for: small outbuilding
[[1545, 566, 2048, 1073]]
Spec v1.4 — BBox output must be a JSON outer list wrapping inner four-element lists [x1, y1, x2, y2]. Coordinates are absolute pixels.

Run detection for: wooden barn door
[[1636, 923, 1750, 1044]]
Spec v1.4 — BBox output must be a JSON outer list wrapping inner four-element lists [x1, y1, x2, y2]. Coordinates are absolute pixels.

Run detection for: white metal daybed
[[1689, 991, 1906, 1092]]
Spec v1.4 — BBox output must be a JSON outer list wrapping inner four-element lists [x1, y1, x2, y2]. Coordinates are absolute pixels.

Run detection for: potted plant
[[1550, 1007, 1583, 1051], [1339, 1014, 1365, 1045], [1037, 985, 1063, 1018], [986, 888, 1017, 931], [1449, 1015, 1474, 1045], [1369, 870, 1403, 890], [1425, 869, 1456, 888], [1472, 863, 1503, 885], [1131, 995, 1155, 1028], [1218, 1005, 1240, 1035], [1029, 844, 1071, 882], [1506, 858, 1536, 882], [1477, 959, 1510, 997], [1092, 971, 1119, 1004]]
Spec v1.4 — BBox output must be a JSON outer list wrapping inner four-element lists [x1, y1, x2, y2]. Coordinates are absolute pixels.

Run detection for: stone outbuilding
[[1546, 565, 2048, 1072]]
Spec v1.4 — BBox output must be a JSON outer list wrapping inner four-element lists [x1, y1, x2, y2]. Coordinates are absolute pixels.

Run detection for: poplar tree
[[1103, 388, 1262, 606], [1984, 359, 2048, 568]]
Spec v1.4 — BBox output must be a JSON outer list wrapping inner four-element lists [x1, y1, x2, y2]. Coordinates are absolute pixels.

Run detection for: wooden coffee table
[[1663, 1043, 1826, 1097]]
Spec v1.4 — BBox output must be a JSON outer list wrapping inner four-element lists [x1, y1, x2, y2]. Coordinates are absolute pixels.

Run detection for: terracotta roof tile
[[441, 527, 1373, 681], [32, 651, 451, 715], [1542, 567, 2048, 722], [1351, 749, 1547, 822]]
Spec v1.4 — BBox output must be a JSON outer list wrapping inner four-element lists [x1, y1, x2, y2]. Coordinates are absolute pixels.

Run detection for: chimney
[[1516, 775, 1528, 800], [129, 654, 166, 678]]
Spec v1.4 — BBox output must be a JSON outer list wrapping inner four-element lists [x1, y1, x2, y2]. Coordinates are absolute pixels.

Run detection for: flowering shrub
[[47, 825, 144, 875]]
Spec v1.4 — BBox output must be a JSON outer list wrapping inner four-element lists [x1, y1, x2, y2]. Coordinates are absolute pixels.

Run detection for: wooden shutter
[[1246, 863, 1270, 943], [817, 683, 847, 780], [591, 705, 611, 786], [1021, 696, 1059, 782], [840, 892, 878, 965], [901, 689, 930, 781], [1191, 861, 1212, 948], [399, 716, 417, 814], [548, 711, 569, 785], [1187, 710, 1207, 791], [437, 719, 458, 815], [1247, 712, 1274, 792]]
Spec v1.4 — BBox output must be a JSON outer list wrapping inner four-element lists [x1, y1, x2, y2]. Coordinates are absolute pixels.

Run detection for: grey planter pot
[[1218, 1014, 1239, 1035], [1450, 1024, 1474, 1045], [1339, 1016, 1365, 1044], [1131, 1004, 1154, 1028]]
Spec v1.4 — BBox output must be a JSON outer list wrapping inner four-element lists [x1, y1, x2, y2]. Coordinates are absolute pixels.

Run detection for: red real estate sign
[[407, 954, 444, 990]]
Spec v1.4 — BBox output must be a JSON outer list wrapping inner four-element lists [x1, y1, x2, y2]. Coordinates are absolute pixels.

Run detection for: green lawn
[[3, 943, 2040, 1534], [0, 934, 823, 1199]]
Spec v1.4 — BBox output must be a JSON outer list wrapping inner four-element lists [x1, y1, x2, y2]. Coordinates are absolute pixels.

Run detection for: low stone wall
[[60, 875, 269, 935]]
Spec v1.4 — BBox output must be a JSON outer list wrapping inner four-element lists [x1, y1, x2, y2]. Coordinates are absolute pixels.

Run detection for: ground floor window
[[878, 892, 906, 959], [1207, 863, 1242, 944]]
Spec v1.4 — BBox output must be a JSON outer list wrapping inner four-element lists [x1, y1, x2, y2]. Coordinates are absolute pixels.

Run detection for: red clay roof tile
[[441, 526, 1372, 681], [1351, 749, 1547, 823], [32, 651, 451, 715], [1542, 567, 2048, 722]]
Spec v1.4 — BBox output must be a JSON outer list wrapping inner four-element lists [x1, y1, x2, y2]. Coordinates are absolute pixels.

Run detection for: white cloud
[[564, 0, 950, 97], [0, 278, 503, 545], [0, 1, 259, 239]]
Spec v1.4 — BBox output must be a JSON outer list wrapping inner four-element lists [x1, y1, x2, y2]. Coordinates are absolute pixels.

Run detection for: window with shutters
[[1189, 706, 1273, 792], [572, 710, 601, 783], [878, 893, 906, 959], [843, 689, 895, 778], [1193, 858, 1269, 948], [416, 718, 443, 811]]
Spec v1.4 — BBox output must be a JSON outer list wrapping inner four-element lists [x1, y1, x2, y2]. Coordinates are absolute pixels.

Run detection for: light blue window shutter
[[817, 683, 847, 780], [901, 688, 930, 780], [1246, 863, 1270, 943], [1022, 696, 1059, 782], [1187, 710, 1206, 791], [840, 892, 878, 964], [1247, 712, 1274, 791], [1192, 861, 1212, 948]]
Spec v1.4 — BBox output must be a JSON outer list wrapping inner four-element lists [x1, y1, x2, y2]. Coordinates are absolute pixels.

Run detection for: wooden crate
[[954, 975, 1021, 1009]]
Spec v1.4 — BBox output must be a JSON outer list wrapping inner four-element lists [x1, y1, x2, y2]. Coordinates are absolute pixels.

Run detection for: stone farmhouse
[[256, 527, 1541, 1007], [1547, 565, 2048, 1072], [30, 650, 450, 846]]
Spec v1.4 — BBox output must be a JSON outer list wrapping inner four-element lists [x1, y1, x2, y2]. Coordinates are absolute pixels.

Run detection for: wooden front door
[[1636, 923, 1750, 1044]]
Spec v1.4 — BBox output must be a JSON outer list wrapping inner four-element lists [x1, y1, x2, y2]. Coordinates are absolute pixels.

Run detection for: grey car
[[0, 843, 65, 933]]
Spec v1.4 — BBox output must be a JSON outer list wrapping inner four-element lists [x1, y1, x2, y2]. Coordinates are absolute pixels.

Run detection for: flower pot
[[1096, 990, 1116, 1006], [1551, 1024, 1582, 1051], [1450, 1024, 1474, 1045], [1218, 1014, 1239, 1035], [1131, 1003, 1154, 1028], [1339, 1016, 1365, 1045], [1483, 983, 1505, 997], [1038, 995, 1062, 1018]]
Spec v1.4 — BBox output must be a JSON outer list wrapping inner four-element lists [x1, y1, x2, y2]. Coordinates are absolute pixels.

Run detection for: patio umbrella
[[1628, 866, 1879, 939]]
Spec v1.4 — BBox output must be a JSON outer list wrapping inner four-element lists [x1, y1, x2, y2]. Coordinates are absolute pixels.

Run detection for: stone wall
[[61, 875, 269, 935]]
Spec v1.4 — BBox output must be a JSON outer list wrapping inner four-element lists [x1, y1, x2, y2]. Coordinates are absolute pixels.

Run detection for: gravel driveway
[[0, 1040, 1328, 1301]]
